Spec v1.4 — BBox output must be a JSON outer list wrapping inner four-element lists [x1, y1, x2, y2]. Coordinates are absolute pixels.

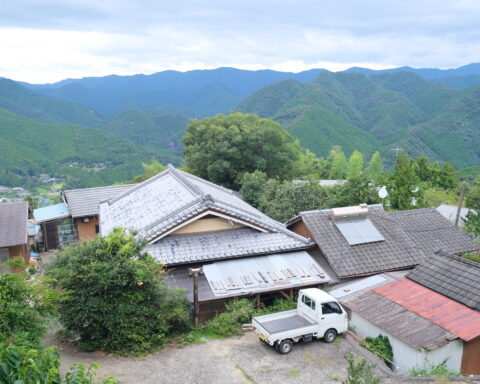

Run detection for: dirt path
[[44, 330, 478, 384]]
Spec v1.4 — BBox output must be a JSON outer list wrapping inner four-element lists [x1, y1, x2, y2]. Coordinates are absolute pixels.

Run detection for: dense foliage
[[0, 273, 59, 348], [183, 113, 301, 188], [0, 345, 117, 384], [465, 179, 480, 238], [46, 229, 191, 354], [359, 335, 393, 366]]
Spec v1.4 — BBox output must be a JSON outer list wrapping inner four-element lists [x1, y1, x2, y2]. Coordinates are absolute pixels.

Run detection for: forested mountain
[[0, 78, 105, 127], [237, 71, 480, 169], [23, 67, 324, 117], [0, 108, 175, 188]]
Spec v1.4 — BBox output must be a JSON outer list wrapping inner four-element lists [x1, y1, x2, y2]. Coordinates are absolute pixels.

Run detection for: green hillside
[[105, 109, 189, 153], [0, 108, 177, 188], [0, 78, 105, 127], [237, 71, 480, 169]]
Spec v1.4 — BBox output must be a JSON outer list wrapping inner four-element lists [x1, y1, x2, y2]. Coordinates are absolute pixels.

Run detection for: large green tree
[[387, 155, 425, 210], [365, 152, 384, 181], [465, 179, 480, 238], [347, 151, 364, 179], [183, 113, 300, 189], [46, 229, 191, 354], [329, 151, 347, 179]]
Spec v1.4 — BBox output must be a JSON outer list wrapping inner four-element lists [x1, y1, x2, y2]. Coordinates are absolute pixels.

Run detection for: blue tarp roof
[[33, 203, 70, 223]]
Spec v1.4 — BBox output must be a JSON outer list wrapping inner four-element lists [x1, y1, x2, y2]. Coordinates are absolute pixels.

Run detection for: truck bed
[[260, 315, 314, 334]]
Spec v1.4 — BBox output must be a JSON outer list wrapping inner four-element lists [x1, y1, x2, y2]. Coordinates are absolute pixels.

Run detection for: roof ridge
[[446, 253, 480, 269], [176, 168, 236, 196], [64, 184, 133, 194], [167, 165, 205, 197]]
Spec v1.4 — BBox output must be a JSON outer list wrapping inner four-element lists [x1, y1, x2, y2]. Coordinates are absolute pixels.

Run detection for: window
[[95, 224, 100, 234], [322, 302, 343, 315], [301, 294, 316, 310]]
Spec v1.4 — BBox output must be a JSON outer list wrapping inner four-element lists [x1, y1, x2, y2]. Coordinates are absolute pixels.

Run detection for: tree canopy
[[183, 113, 301, 189]]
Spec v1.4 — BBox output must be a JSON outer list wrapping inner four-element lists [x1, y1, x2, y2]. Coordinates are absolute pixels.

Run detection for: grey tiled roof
[[100, 165, 310, 249], [146, 228, 311, 265], [63, 184, 133, 218], [297, 205, 425, 278], [408, 252, 480, 311], [0, 202, 28, 247], [390, 208, 479, 257], [341, 291, 457, 350]]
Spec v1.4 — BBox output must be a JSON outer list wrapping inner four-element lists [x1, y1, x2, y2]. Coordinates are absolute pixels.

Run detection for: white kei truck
[[252, 288, 348, 354]]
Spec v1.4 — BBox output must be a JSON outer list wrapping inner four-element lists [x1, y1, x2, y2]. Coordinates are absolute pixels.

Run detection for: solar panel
[[334, 217, 385, 245]]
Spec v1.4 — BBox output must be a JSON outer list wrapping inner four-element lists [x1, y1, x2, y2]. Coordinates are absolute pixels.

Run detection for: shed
[[33, 203, 76, 251], [0, 201, 30, 272]]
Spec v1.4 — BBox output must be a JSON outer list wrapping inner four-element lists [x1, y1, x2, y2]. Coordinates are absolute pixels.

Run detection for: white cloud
[[0, 1, 479, 82]]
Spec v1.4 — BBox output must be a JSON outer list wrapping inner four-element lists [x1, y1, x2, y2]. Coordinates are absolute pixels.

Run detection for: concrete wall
[[350, 312, 463, 374]]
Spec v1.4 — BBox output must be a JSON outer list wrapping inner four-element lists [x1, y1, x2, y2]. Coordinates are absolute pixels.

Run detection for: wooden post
[[455, 183, 466, 227], [256, 294, 261, 309], [189, 267, 203, 328]]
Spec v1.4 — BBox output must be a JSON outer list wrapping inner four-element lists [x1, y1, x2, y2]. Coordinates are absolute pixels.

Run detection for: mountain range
[[1, 63, 480, 188]]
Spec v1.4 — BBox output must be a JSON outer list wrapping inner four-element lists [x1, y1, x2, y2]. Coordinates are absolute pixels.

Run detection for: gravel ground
[[44, 331, 477, 384]]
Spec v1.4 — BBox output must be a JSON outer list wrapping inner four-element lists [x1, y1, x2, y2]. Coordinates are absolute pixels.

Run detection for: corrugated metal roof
[[341, 291, 457, 350], [374, 278, 480, 342], [33, 203, 70, 223], [203, 251, 331, 297], [0, 201, 28, 247]]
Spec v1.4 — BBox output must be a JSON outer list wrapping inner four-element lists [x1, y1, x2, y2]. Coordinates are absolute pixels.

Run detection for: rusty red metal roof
[[374, 278, 480, 342]]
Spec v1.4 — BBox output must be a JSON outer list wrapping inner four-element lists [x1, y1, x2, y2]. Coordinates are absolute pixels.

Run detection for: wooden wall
[[76, 216, 99, 241], [462, 337, 480, 374], [288, 220, 313, 240], [8, 244, 29, 272]]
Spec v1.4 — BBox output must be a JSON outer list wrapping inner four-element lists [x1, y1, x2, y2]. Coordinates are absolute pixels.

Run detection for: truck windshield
[[322, 302, 342, 314]]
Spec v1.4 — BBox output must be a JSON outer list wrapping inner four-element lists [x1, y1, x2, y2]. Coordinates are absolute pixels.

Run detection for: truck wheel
[[324, 329, 337, 343], [278, 340, 293, 354]]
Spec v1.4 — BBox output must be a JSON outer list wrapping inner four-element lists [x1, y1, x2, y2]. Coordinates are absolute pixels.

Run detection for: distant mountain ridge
[[237, 71, 480, 169]]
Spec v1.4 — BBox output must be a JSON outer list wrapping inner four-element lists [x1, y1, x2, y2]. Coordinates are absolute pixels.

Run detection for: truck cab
[[252, 288, 348, 354]]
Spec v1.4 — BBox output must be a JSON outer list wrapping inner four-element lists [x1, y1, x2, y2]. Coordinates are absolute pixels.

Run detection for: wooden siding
[[44, 221, 58, 251], [76, 216, 99, 241], [289, 220, 313, 240], [462, 337, 480, 375], [8, 244, 29, 272]]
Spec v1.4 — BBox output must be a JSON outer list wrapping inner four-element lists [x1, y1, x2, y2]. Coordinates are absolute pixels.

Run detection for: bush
[[342, 352, 381, 384], [360, 335, 393, 366], [0, 344, 117, 384], [46, 228, 191, 354], [204, 299, 255, 337], [0, 273, 60, 349], [409, 359, 458, 377]]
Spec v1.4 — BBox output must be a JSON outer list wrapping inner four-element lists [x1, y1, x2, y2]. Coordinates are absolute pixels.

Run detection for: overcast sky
[[1, 0, 480, 83]]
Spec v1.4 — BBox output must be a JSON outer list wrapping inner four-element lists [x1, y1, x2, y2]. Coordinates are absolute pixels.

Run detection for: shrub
[[46, 228, 191, 354], [342, 352, 381, 384], [0, 273, 60, 349], [360, 335, 393, 366], [0, 344, 117, 384], [409, 359, 458, 377], [204, 299, 255, 337]]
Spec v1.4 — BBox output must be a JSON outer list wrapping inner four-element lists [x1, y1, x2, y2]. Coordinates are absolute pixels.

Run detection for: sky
[[1, 0, 480, 83]]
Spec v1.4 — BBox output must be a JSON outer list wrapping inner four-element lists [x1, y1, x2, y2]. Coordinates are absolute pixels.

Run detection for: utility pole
[[390, 147, 402, 166], [455, 183, 466, 227], [189, 267, 203, 328]]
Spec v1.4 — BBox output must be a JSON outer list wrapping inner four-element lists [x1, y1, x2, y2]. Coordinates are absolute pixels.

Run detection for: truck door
[[299, 293, 317, 321], [319, 301, 347, 335]]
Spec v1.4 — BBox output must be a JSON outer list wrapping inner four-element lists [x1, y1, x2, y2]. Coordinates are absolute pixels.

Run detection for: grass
[[236, 364, 257, 384], [287, 369, 299, 378], [409, 360, 458, 377], [463, 253, 480, 263]]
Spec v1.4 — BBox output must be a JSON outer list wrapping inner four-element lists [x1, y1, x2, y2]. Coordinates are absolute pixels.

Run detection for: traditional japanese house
[[33, 203, 76, 251], [0, 201, 30, 272], [98, 165, 333, 321]]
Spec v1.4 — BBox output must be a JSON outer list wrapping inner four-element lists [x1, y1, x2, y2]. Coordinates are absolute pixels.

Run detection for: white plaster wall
[[350, 312, 463, 374]]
